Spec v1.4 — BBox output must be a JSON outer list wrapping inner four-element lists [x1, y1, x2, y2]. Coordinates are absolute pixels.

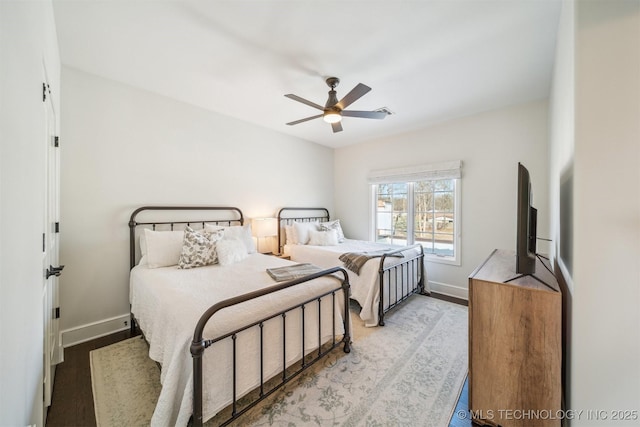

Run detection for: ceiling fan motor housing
[[325, 91, 340, 110]]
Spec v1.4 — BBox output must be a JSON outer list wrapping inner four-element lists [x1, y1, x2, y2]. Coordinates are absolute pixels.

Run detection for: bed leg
[[129, 314, 136, 336], [418, 278, 430, 296], [342, 278, 351, 353], [191, 341, 205, 427], [418, 250, 428, 295]]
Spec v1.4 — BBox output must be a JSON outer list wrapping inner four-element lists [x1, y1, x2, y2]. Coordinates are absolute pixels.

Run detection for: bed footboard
[[190, 267, 351, 427], [377, 244, 425, 326]]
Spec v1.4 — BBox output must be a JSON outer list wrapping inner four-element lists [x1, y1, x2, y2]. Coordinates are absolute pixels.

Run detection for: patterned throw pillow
[[319, 219, 345, 242], [177, 227, 224, 269]]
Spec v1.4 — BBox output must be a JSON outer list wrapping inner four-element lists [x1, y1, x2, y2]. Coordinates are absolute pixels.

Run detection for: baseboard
[[61, 314, 130, 348], [427, 280, 468, 301], [54, 341, 64, 364]]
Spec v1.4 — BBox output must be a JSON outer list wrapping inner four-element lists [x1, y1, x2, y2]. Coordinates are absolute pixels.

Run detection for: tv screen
[[516, 162, 537, 275]]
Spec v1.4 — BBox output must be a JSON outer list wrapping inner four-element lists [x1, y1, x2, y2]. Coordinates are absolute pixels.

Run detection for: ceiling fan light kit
[[323, 110, 342, 124], [285, 77, 387, 133]]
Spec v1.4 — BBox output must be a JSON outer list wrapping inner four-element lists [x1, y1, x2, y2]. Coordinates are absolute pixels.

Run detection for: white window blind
[[367, 160, 462, 184]]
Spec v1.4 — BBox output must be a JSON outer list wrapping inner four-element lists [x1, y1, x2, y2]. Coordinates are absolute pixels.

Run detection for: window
[[414, 180, 456, 257], [369, 162, 461, 265], [374, 183, 408, 244]]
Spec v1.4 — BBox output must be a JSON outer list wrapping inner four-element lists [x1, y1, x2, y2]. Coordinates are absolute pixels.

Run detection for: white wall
[[59, 67, 334, 344], [556, 1, 639, 423], [549, 0, 575, 287], [549, 0, 576, 412], [0, 1, 60, 425], [334, 100, 550, 299]]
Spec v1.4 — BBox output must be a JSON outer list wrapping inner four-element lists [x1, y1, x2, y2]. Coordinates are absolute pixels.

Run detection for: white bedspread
[[284, 239, 423, 327], [130, 253, 346, 427]]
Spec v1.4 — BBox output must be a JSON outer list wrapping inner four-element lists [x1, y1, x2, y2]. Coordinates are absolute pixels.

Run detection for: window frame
[[370, 178, 461, 266]]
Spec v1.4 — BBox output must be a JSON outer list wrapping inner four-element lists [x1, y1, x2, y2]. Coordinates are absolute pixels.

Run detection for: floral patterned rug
[[90, 296, 468, 427]]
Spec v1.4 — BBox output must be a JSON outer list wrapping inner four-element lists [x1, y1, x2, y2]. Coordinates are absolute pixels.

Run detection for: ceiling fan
[[285, 77, 387, 133]]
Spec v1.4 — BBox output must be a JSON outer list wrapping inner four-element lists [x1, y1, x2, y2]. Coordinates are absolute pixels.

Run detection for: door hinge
[[54, 136, 59, 147], [42, 233, 45, 252], [54, 307, 60, 319], [42, 83, 46, 102], [55, 222, 60, 233]]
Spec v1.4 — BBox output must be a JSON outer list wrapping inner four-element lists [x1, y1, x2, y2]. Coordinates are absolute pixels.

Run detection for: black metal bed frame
[[129, 206, 351, 427], [277, 207, 427, 326]]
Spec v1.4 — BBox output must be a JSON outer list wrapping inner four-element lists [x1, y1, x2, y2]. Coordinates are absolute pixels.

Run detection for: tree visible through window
[[375, 183, 408, 244], [374, 179, 458, 261], [415, 180, 455, 256]]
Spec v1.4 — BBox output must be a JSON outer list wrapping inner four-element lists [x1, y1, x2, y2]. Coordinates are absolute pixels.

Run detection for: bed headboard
[[276, 207, 329, 255], [128, 206, 244, 269]]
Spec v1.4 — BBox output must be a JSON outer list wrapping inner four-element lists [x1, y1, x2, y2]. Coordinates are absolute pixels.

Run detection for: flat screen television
[[516, 162, 537, 275]]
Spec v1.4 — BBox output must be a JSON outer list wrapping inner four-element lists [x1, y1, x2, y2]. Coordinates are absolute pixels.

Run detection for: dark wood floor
[[46, 329, 139, 427], [46, 293, 471, 426]]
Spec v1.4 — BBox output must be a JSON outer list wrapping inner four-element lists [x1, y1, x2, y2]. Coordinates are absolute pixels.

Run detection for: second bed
[[277, 207, 428, 327]]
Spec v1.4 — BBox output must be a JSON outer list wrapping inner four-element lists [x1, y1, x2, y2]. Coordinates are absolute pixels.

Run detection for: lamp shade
[[251, 217, 278, 238]]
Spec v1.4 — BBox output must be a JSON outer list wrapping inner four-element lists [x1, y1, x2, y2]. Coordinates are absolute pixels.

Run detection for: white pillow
[[284, 224, 296, 245], [223, 224, 256, 254], [319, 219, 345, 242], [293, 221, 319, 245], [205, 223, 256, 254], [177, 227, 224, 269], [216, 238, 249, 266], [308, 229, 339, 246], [144, 228, 185, 268], [139, 229, 184, 258], [204, 223, 225, 233]]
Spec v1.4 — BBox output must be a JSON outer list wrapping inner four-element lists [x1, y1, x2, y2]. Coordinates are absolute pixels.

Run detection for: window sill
[[424, 254, 461, 266]]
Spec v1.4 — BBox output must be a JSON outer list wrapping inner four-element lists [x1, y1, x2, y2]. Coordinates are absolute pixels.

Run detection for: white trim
[[428, 280, 468, 301], [407, 182, 415, 242], [368, 185, 376, 241], [555, 255, 573, 294], [53, 339, 64, 364], [424, 253, 460, 266], [61, 314, 130, 348], [368, 160, 462, 184]]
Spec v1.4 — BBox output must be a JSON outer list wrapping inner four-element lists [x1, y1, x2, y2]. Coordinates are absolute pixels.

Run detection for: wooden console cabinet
[[469, 249, 562, 427]]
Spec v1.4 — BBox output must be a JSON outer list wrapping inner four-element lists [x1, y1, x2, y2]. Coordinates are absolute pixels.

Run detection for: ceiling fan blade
[[331, 122, 343, 133], [342, 110, 387, 120], [286, 114, 323, 126], [336, 83, 371, 110], [284, 94, 324, 111]]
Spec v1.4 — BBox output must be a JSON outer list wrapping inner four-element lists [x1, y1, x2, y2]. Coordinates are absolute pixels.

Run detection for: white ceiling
[[53, 0, 561, 148]]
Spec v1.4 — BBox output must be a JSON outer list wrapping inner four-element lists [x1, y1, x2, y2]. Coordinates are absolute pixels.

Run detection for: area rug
[[90, 296, 468, 427]]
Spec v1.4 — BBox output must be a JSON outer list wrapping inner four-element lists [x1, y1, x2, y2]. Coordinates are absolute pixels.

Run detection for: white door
[[42, 72, 62, 417]]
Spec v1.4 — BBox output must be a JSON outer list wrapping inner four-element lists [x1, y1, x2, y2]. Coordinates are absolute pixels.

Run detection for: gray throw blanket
[[266, 263, 323, 282], [339, 249, 404, 275]]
